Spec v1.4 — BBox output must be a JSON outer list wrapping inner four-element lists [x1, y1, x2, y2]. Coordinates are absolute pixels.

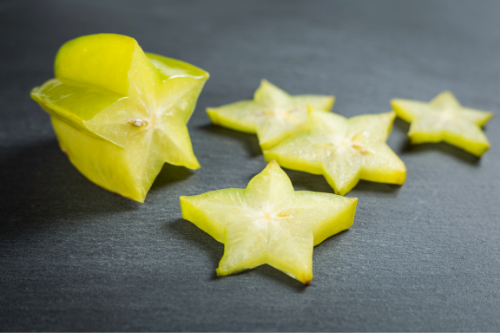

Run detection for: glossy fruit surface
[[391, 91, 493, 156], [264, 109, 406, 196], [180, 161, 357, 284], [207, 80, 334, 149], [31, 34, 209, 202]]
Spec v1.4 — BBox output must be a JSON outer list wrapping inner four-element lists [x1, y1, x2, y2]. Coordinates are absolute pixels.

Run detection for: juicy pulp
[[263, 109, 406, 196], [31, 34, 209, 202], [207, 80, 334, 149], [180, 160, 358, 284]]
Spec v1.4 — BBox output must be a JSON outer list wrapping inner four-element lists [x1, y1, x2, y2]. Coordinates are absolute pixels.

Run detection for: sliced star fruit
[[263, 109, 406, 196], [391, 91, 493, 156], [180, 160, 357, 285], [31, 34, 209, 202], [207, 80, 334, 149]]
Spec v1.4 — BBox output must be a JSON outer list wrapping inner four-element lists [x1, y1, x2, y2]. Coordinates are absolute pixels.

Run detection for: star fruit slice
[[31, 34, 209, 202], [391, 91, 493, 156], [180, 160, 357, 284], [263, 109, 406, 196], [206, 80, 334, 149]]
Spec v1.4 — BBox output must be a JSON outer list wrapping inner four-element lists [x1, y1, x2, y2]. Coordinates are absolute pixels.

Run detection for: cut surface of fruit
[[263, 109, 406, 196], [207, 80, 334, 149], [31, 34, 209, 202], [180, 161, 357, 285], [391, 91, 493, 156]]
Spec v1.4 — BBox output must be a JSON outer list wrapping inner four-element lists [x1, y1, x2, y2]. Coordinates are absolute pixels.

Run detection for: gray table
[[1, 0, 499, 331]]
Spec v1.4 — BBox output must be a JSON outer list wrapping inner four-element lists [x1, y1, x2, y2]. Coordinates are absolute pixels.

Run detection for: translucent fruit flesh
[[31, 34, 209, 202], [207, 80, 334, 149], [263, 110, 406, 196], [391, 91, 493, 157], [180, 161, 358, 284]]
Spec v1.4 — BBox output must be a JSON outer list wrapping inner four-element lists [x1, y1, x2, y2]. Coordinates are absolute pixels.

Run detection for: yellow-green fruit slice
[[180, 160, 357, 285], [207, 80, 334, 149], [31, 34, 209, 202], [263, 109, 406, 196], [391, 91, 493, 157]]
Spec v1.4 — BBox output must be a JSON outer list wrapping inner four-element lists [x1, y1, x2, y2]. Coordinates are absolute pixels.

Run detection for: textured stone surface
[[1, 0, 499, 331]]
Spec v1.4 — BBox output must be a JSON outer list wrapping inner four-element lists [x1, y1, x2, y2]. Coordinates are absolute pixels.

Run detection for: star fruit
[[206, 80, 334, 149], [391, 91, 493, 157], [31, 34, 209, 202], [180, 161, 357, 285], [263, 109, 407, 196]]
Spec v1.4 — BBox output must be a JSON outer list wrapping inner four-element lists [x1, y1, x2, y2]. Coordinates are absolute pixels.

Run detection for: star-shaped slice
[[391, 91, 494, 156], [206, 80, 334, 149], [263, 109, 407, 196], [180, 161, 357, 285], [31, 34, 209, 202]]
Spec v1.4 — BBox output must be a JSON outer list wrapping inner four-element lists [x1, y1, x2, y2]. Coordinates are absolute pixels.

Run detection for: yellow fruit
[[31, 34, 209, 202], [207, 80, 334, 149], [391, 91, 493, 156], [263, 109, 406, 196], [180, 160, 357, 285]]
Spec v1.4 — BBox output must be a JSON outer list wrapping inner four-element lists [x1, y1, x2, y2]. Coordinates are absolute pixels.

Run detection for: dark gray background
[[1, 0, 499, 331]]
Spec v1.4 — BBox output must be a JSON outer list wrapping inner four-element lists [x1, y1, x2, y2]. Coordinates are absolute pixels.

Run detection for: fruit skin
[[31, 34, 209, 202], [263, 109, 406, 196], [180, 160, 358, 285], [391, 91, 493, 157], [207, 80, 334, 150]]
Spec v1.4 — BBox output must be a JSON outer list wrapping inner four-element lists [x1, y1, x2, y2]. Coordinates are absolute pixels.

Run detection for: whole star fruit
[[31, 34, 209, 202], [206, 80, 334, 150], [180, 160, 358, 285], [263, 108, 406, 196], [391, 91, 493, 157]]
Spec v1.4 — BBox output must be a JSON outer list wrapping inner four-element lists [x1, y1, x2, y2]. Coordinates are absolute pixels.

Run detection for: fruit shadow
[[0, 139, 139, 237], [149, 163, 194, 192], [393, 118, 481, 165], [197, 124, 262, 158], [166, 218, 308, 291], [282, 168, 401, 198]]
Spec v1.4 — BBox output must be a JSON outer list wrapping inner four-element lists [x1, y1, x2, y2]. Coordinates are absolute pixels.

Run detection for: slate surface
[[1, 0, 499, 331]]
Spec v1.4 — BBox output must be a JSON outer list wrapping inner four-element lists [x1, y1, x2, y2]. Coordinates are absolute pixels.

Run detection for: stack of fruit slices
[[207, 80, 407, 196], [31, 34, 209, 202]]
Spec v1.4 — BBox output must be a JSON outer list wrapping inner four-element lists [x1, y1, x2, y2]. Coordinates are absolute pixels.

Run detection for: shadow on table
[[166, 217, 308, 292], [283, 167, 401, 198], [0, 139, 192, 236], [393, 118, 481, 165], [197, 124, 262, 158]]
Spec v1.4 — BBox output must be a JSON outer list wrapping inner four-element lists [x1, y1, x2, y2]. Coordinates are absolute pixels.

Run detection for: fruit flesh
[[391, 91, 493, 156], [31, 34, 209, 202], [180, 160, 358, 284], [207, 80, 334, 149], [263, 110, 406, 196]]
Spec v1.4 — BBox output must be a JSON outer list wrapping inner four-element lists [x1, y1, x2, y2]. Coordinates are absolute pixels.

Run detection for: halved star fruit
[[263, 109, 406, 196], [391, 91, 493, 157], [31, 34, 209, 202], [180, 160, 357, 285], [207, 80, 334, 149]]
